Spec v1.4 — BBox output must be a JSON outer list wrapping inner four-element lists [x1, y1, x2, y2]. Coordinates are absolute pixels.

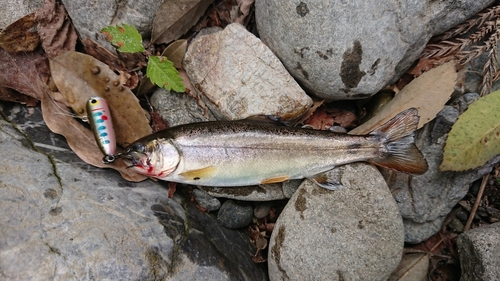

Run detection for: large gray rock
[[61, 0, 162, 51], [384, 94, 500, 243], [268, 163, 404, 281], [457, 223, 500, 281], [0, 0, 44, 29], [184, 23, 313, 122], [0, 105, 267, 281], [255, 0, 495, 100]]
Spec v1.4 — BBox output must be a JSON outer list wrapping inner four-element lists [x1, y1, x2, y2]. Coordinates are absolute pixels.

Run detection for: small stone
[[282, 180, 302, 198], [448, 218, 465, 233], [150, 88, 216, 127], [456, 209, 469, 222], [199, 184, 287, 201], [457, 222, 500, 281], [254, 201, 274, 219], [217, 200, 254, 229], [192, 188, 221, 211]]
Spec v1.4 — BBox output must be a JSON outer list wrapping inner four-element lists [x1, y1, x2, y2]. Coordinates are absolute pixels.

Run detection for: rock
[[217, 200, 254, 229], [384, 94, 500, 243], [282, 179, 302, 198], [61, 0, 162, 52], [199, 184, 287, 201], [0, 0, 44, 29], [254, 201, 274, 219], [192, 188, 221, 211], [268, 163, 404, 281], [255, 0, 495, 100], [183, 23, 313, 122], [150, 88, 216, 127], [0, 104, 267, 280], [457, 223, 500, 281]]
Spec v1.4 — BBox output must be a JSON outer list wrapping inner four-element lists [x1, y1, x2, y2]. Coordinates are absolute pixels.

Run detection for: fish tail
[[367, 108, 428, 174]]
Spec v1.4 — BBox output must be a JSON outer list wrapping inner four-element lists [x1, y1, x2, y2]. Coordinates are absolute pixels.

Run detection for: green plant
[[101, 24, 185, 93]]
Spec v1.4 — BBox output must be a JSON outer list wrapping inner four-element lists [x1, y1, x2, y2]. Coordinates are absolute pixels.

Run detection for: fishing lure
[[86, 96, 117, 163]]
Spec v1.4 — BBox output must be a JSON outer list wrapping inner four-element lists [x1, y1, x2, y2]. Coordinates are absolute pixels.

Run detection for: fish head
[[121, 139, 180, 178]]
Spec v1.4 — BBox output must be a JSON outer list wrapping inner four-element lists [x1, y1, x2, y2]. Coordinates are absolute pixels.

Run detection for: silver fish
[[120, 108, 428, 189]]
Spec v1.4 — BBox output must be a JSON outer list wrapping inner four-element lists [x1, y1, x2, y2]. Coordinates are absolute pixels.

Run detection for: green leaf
[[146, 56, 185, 92], [440, 90, 500, 171], [100, 24, 145, 53]]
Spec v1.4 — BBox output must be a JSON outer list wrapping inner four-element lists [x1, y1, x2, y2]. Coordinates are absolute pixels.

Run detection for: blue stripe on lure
[[86, 96, 117, 163]]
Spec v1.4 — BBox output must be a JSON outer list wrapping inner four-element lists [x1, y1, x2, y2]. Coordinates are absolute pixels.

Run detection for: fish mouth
[[121, 151, 155, 174]]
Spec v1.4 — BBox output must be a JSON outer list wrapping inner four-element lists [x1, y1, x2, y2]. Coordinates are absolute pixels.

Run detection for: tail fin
[[368, 108, 428, 174]]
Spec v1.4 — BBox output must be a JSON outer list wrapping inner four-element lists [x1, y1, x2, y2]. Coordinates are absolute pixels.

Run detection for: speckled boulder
[[268, 163, 404, 281], [256, 0, 495, 100]]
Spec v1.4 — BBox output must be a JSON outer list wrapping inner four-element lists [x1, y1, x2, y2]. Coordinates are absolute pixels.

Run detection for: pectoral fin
[[179, 166, 217, 181], [309, 171, 344, 191]]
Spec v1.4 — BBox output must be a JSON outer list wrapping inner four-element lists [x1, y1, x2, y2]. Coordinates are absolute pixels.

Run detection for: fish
[[119, 108, 428, 190], [86, 96, 117, 163]]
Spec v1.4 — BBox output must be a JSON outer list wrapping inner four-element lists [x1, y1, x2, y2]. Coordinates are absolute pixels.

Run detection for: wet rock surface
[[457, 222, 500, 281], [183, 23, 313, 121], [268, 163, 404, 281], [255, 0, 495, 100], [0, 104, 267, 281]]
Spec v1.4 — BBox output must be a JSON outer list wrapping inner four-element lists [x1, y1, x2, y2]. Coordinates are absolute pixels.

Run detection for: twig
[[464, 174, 488, 231]]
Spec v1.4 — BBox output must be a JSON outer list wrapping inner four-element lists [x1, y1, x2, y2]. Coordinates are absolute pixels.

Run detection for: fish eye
[[130, 143, 146, 153]]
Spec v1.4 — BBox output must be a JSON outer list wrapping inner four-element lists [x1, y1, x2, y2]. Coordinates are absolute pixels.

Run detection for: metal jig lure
[[86, 96, 118, 163]]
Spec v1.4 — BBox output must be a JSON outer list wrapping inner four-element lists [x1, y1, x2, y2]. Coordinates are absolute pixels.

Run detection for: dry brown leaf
[[303, 106, 357, 130], [0, 47, 49, 101], [231, 0, 255, 24], [162, 39, 187, 69], [388, 253, 429, 281], [82, 38, 126, 72], [0, 13, 39, 53], [49, 51, 152, 146], [41, 89, 147, 182], [349, 61, 458, 135], [0, 86, 38, 106], [151, 0, 214, 44], [35, 0, 77, 58]]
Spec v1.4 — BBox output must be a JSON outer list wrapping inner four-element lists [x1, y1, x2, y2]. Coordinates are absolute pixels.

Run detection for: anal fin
[[309, 170, 344, 191]]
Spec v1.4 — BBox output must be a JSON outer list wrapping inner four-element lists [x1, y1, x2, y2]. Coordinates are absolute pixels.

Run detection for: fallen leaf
[[147, 56, 185, 92], [82, 38, 127, 71], [0, 13, 39, 53], [350, 61, 458, 135], [0, 86, 38, 106], [49, 51, 152, 146], [35, 0, 77, 58], [388, 253, 429, 281], [101, 24, 145, 53], [231, 0, 255, 25], [440, 89, 500, 171], [162, 39, 187, 69], [303, 106, 357, 130], [151, 0, 214, 44], [0, 47, 49, 101], [41, 89, 146, 182]]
